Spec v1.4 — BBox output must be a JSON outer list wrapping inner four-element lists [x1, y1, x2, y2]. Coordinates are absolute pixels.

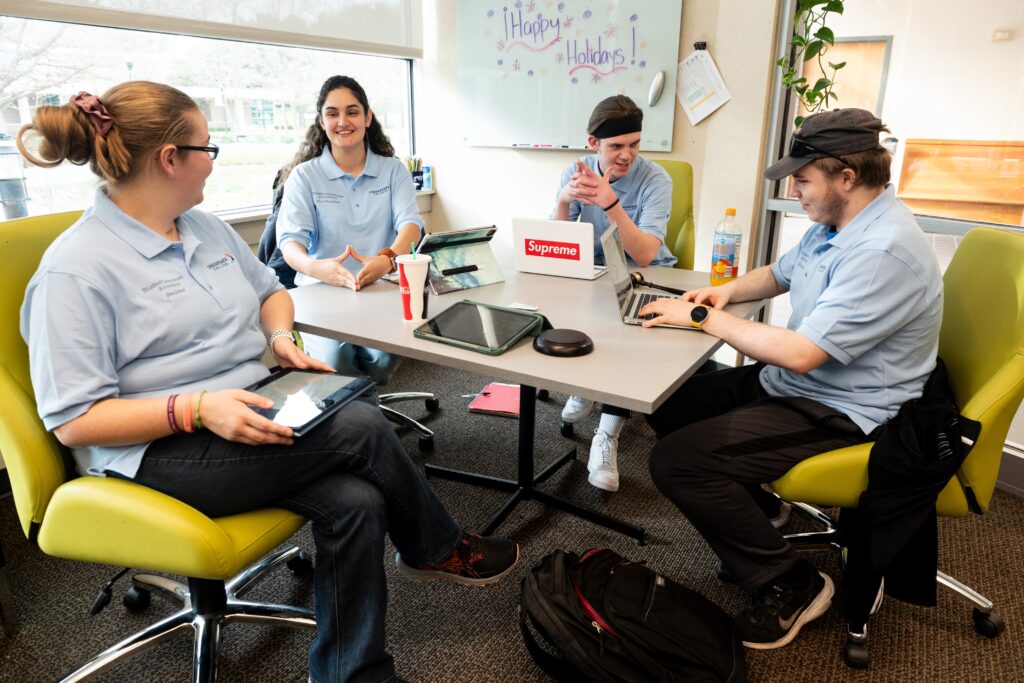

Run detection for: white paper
[[677, 50, 732, 126]]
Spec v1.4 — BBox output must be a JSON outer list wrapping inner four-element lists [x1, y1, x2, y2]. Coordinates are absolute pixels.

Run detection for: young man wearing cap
[[638, 108, 943, 649]]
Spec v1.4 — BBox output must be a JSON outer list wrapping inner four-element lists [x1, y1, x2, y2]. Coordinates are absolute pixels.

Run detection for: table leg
[[425, 384, 645, 544]]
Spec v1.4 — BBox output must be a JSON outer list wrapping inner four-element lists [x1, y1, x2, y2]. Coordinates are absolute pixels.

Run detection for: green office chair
[[772, 226, 1024, 668], [652, 159, 695, 270], [0, 212, 316, 681]]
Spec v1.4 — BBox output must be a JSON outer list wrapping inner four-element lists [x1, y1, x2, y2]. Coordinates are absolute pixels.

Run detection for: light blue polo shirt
[[20, 188, 283, 478], [554, 154, 676, 267], [760, 185, 943, 433], [277, 146, 424, 287]]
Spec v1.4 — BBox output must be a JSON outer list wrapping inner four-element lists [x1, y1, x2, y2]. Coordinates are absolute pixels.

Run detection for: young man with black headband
[[552, 94, 676, 492], [638, 108, 943, 649]]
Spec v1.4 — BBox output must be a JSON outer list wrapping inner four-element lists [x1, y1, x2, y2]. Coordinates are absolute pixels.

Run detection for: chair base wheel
[[122, 586, 151, 613], [560, 421, 574, 437], [287, 551, 313, 577], [973, 608, 1005, 638], [843, 637, 869, 669], [425, 398, 440, 412], [538, 389, 550, 401], [418, 436, 434, 452]]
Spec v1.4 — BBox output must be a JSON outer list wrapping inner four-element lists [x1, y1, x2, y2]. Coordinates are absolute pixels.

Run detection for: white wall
[[828, 0, 1024, 180], [417, 0, 781, 272]]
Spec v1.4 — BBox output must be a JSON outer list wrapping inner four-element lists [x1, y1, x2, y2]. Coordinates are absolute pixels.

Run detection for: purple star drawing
[[591, 73, 602, 84], [564, 16, 574, 28], [605, 24, 617, 38], [555, 52, 564, 64], [513, 59, 522, 71]]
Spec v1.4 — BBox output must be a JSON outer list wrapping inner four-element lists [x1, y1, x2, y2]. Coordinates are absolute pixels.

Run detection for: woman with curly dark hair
[[276, 75, 421, 382]]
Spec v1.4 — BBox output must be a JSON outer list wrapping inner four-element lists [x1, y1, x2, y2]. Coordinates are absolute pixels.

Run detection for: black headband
[[590, 114, 643, 140]]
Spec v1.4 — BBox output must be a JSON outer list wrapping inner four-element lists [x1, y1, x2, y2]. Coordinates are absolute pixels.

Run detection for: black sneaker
[[734, 560, 834, 649], [395, 532, 520, 586]]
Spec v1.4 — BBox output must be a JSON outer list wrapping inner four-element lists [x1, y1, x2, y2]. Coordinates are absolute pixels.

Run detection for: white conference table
[[290, 249, 764, 544]]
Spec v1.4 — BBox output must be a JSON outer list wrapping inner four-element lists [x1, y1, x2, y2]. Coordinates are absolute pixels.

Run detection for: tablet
[[246, 369, 375, 437], [413, 300, 544, 355]]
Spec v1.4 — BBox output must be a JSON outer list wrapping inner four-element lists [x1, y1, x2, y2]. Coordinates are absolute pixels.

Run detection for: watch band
[[378, 247, 398, 273], [690, 305, 711, 330], [267, 329, 295, 349]]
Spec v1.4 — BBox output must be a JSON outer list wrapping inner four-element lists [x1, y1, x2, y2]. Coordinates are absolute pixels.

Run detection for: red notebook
[[468, 382, 520, 418]]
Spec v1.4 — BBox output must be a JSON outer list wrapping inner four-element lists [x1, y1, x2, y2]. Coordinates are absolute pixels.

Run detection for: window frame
[[2, 0, 421, 220], [755, 0, 1023, 276]]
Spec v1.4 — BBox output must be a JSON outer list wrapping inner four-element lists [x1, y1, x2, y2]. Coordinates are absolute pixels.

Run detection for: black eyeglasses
[[789, 135, 852, 169], [175, 144, 219, 160]]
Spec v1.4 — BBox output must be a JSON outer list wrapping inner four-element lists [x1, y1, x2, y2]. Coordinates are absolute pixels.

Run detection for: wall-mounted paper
[[678, 50, 731, 126]]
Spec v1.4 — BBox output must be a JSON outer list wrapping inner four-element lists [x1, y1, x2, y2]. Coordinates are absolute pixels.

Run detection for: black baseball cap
[[764, 108, 888, 181]]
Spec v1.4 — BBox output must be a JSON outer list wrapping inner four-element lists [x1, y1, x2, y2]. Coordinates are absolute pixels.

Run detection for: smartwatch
[[690, 305, 711, 330]]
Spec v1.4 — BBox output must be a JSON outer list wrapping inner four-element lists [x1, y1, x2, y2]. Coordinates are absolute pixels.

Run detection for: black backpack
[[520, 549, 747, 683]]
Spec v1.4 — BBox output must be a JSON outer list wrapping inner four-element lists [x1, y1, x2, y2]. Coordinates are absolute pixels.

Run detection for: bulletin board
[[457, 0, 683, 151]]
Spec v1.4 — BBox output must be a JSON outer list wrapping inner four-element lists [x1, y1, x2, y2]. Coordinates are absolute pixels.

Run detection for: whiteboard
[[457, 0, 682, 152]]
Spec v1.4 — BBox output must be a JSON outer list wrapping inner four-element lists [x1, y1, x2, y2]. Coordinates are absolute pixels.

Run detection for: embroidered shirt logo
[[369, 186, 391, 197], [314, 192, 343, 204], [207, 252, 236, 271]]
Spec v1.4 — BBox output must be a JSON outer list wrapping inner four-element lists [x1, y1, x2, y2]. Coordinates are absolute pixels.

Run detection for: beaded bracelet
[[194, 390, 208, 430], [166, 393, 180, 433]]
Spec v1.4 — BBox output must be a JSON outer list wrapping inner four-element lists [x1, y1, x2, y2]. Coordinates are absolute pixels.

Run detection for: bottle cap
[[725, 208, 736, 216]]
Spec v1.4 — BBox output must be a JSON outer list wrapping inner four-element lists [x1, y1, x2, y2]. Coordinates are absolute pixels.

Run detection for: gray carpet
[[1, 358, 1022, 682]]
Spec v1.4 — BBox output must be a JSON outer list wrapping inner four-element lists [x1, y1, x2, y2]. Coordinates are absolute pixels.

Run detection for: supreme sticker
[[525, 238, 580, 261]]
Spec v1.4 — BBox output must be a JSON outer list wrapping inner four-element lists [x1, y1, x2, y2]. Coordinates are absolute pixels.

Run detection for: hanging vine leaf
[[779, 0, 847, 128]]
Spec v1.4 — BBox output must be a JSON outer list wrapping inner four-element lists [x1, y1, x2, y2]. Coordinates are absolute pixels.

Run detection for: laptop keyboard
[[630, 292, 662, 320]]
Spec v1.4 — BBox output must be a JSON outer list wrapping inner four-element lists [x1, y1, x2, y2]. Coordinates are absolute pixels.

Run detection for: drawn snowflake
[[564, 16, 574, 28], [526, 0, 536, 11], [555, 52, 564, 64], [605, 24, 618, 38], [591, 73, 602, 84], [513, 59, 522, 71], [497, 39, 505, 50]]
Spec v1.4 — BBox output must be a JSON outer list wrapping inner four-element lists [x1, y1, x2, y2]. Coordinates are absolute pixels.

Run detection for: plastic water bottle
[[710, 208, 742, 286], [421, 165, 433, 191]]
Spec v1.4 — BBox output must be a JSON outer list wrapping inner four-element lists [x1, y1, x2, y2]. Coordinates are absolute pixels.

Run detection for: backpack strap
[[518, 606, 582, 683]]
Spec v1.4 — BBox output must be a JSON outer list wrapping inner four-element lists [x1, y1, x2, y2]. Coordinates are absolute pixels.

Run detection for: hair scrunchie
[[70, 91, 113, 136]]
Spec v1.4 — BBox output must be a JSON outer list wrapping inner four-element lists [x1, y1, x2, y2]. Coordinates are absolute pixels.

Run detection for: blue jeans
[[135, 393, 462, 683], [303, 334, 403, 386]]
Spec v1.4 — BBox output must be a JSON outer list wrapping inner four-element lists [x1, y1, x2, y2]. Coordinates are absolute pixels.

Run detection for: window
[[759, 0, 1024, 329], [0, 16, 413, 216]]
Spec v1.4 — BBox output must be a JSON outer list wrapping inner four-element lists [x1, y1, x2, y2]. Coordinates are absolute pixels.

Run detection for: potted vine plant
[[778, 0, 846, 127]]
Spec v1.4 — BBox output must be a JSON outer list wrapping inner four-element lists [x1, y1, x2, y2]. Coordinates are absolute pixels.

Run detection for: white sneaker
[[561, 395, 594, 423], [587, 429, 619, 492]]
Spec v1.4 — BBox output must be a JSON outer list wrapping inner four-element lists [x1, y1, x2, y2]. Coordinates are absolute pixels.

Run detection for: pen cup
[[396, 253, 432, 322]]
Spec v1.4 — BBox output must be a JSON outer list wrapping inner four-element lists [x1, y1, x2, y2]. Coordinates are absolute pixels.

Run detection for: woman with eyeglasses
[[16, 80, 518, 683], [275, 75, 422, 384]]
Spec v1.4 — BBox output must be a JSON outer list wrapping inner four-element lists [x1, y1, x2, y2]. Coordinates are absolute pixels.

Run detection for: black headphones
[[629, 272, 686, 296]]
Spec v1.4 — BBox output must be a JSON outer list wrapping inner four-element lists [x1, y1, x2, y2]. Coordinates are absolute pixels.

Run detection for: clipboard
[[418, 226, 505, 295]]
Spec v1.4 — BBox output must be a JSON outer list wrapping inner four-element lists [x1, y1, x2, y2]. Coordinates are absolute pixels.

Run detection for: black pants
[[646, 364, 870, 590]]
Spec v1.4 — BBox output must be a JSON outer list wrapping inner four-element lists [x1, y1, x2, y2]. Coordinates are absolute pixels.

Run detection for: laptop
[[600, 225, 693, 330], [511, 218, 608, 280]]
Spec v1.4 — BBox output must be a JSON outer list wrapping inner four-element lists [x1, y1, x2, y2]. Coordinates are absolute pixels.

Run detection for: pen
[[461, 392, 491, 398]]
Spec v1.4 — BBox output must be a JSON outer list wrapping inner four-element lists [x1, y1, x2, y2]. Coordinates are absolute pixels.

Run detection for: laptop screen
[[600, 226, 634, 317]]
